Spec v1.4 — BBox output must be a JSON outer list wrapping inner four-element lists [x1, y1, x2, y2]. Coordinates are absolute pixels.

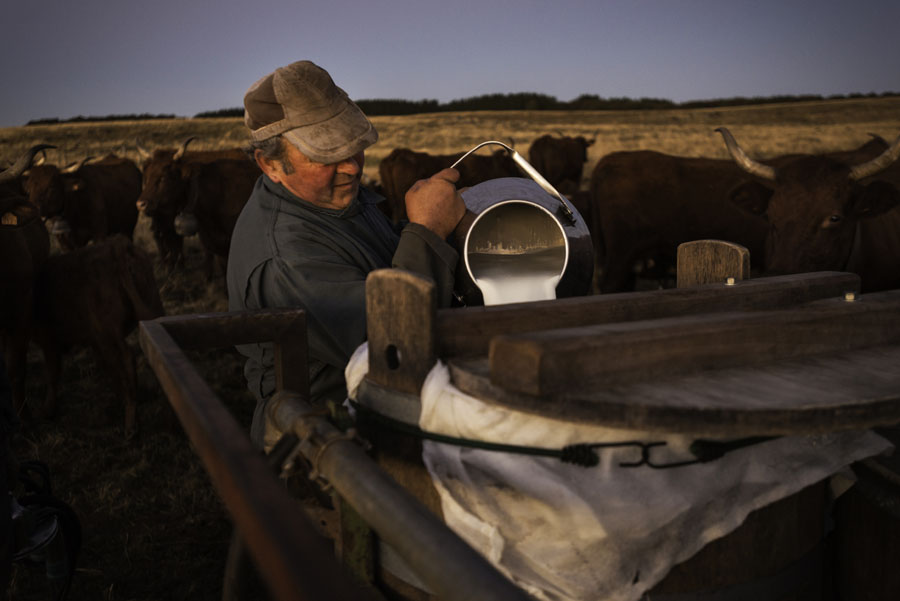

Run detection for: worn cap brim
[[244, 60, 378, 164], [282, 101, 378, 164]]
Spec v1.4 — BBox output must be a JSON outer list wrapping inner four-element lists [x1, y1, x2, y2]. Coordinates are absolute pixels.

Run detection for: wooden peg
[[677, 240, 750, 288], [365, 269, 437, 395]]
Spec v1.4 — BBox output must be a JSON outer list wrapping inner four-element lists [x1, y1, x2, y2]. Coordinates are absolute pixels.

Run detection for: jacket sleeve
[[392, 222, 459, 308], [258, 222, 458, 372]]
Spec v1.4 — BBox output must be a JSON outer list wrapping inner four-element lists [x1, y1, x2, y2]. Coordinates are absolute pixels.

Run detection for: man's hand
[[405, 168, 467, 239]]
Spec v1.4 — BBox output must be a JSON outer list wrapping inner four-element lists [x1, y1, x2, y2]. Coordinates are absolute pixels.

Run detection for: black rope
[[349, 400, 777, 469]]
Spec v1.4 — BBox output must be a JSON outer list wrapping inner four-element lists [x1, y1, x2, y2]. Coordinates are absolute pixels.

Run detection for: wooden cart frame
[[139, 240, 900, 601]]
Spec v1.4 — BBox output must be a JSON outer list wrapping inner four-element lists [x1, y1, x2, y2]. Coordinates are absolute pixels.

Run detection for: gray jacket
[[226, 175, 458, 445]]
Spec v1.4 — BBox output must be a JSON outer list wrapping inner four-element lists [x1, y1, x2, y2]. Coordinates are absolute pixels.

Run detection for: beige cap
[[243, 60, 378, 163]]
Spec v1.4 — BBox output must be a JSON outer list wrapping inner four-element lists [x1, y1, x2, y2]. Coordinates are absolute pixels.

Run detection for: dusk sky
[[3, 0, 899, 128]]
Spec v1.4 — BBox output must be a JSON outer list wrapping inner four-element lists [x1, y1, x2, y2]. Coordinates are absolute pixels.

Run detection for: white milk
[[475, 273, 562, 305], [468, 247, 565, 305]]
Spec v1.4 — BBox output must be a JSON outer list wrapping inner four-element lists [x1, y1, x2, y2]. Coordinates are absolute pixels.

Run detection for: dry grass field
[[2, 97, 899, 600], [3, 95, 899, 188]]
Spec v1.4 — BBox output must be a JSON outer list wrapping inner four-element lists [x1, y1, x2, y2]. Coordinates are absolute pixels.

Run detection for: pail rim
[[463, 199, 570, 305]]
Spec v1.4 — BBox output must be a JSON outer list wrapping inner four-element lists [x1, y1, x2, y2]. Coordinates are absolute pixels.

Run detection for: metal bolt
[[725, 277, 735, 286], [844, 292, 856, 302]]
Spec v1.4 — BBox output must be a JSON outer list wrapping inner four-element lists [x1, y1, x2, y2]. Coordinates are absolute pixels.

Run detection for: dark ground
[[7, 235, 253, 601]]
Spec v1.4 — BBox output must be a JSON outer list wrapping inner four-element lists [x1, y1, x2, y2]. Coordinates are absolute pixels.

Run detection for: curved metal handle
[[450, 140, 576, 224]]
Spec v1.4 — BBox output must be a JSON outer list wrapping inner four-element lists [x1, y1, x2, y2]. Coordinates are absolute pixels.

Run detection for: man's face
[[258, 140, 365, 210]]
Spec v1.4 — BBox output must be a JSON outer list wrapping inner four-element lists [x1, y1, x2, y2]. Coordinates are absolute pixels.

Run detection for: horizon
[[18, 90, 898, 126]]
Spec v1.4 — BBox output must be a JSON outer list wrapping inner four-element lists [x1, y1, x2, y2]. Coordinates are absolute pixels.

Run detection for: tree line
[[25, 91, 898, 125]]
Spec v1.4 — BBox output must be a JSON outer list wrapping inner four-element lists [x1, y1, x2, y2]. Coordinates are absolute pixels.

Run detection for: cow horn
[[62, 156, 93, 173], [716, 127, 776, 181], [849, 133, 900, 180], [0, 144, 57, 183], [173, 136, 196, 161], [136, 142, 151, 162]]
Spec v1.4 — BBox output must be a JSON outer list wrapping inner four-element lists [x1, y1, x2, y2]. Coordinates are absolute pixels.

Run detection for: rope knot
[[560, 444, 600, 467]]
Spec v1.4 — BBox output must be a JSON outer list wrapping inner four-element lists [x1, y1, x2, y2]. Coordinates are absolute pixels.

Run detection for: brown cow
[[719, 128, 900, 292], [528, 133, 596, 195], [31, 234, 165, 437], [136, 137, 249, 270], [378, 147, 521, 223], [23, 154, 141, 250], [589, 134, 891, 293], [0, 146, 53, 416], [172, 158, 260, 280]]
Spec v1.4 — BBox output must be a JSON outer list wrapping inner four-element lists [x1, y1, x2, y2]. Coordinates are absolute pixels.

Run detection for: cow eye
[[829, 214, 842, 223]]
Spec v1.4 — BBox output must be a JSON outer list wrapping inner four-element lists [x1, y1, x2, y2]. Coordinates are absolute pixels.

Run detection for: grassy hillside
[[3, 96, 899, 188]]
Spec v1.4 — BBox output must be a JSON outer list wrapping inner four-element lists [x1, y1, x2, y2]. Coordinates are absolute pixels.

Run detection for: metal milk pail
[[457, 177, 593, 306]]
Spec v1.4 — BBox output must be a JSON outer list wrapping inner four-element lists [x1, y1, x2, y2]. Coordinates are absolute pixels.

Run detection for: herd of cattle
[[1, 128, 899, 436]]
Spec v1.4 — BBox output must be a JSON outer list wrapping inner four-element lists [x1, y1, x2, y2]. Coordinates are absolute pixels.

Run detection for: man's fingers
[[408, 167, 460, 195], [432, 167, 460, 183]]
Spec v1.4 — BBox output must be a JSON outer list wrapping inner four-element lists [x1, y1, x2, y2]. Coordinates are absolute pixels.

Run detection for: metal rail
[[266, 390, 533, 601]]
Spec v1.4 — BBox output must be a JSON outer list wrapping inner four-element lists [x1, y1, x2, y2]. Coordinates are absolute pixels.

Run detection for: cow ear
[[729, 180, 773, 217], [851, 181, 900, 220]]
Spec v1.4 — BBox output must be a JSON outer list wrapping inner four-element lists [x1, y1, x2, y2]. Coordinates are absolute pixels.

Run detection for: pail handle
[[450, 141, 577, 224]]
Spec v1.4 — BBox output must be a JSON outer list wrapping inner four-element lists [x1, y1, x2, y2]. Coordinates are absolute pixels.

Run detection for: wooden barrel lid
[[448, 344, 900, 437]]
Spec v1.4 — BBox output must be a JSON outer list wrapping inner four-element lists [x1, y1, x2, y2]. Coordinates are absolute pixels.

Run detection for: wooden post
[[677, 239, 750, 288], [365, 269, 437, 395]]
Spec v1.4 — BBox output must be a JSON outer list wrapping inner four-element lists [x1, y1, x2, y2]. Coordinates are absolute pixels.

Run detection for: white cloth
[[345, 343, 892, 601]]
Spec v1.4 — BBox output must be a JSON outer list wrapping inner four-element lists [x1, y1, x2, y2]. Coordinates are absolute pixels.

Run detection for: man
[[227, 60, 466, 447]]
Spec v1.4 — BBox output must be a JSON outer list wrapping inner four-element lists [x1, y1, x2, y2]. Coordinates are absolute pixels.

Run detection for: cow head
[[136, 137, 195, 216], [489, 149, 519, 177], [719, 127, 900, 275], [572, 135, 596, 163], [23, 157, 94, 242], [23, 164, 66, 219]]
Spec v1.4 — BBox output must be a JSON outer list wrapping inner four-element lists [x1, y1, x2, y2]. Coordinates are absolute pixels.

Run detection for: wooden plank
[[435, 271, 859, 359], [449, 344, 900, 436], [273, 313, 309, 400], [677, 239, 750, 288], [366, 268, 437, 395], [153, 308, 309, 405], [157, 308, 306, 349], [488, 289, 900, 396]]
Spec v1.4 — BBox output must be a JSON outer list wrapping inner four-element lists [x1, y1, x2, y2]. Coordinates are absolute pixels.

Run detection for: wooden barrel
[[834, 426, 900, 601], [359, 415, 830, 601], [650, 481, 827, 600], [357, 267, 898, 601]]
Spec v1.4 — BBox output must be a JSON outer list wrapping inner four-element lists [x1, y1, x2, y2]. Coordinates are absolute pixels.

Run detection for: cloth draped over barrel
[[345, 343, 891, 601]]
